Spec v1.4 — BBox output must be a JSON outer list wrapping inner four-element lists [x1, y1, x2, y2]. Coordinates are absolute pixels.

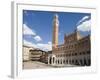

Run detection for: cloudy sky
[[23, 10, 91, 51]]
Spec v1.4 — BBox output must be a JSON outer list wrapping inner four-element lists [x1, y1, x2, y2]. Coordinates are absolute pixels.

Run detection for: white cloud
[[48, 41, 52, 45], [23, 24, 50, 51], [34, 35, 42, 42], [23, 40, 37, 48], [23, 24, 36, 35], [24, 40, 52, 51], [77, 19, 91, 32], [77, 16, 89, 25], [23, 24, 42, 42], [37, 42, 52, 51]]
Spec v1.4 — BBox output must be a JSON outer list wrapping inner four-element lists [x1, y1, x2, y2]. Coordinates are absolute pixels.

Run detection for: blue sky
[[23, 10, 91, 51]]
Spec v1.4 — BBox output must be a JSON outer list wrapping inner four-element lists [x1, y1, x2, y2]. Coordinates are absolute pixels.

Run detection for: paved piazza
[[23, 61, 76, 69], [23, 61, 52, 69]]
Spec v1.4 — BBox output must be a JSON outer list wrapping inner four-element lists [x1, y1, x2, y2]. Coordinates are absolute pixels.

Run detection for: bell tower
[[52, 14, 59, 49]]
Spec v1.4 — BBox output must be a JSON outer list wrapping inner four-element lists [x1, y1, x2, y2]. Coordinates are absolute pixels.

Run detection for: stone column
[[48, 57, 49, 64]]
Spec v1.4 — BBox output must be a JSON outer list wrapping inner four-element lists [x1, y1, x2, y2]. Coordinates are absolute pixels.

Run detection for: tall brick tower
[[52, 14, 59, 49]]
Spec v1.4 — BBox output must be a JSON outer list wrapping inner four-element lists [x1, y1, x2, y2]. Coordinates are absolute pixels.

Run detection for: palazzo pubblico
[[48, 14, 91, 67]]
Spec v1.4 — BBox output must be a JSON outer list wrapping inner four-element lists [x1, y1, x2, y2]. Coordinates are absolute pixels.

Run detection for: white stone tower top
[[53, 14, 59, 26]]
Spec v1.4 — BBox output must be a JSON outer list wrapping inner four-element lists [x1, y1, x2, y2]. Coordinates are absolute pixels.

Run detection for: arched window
[[66, 60, 68, 64], [75, 53, 77, 56], [61, 59, 62, 64]]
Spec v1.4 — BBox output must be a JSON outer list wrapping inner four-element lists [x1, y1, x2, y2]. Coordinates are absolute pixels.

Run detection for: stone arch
[[52, 57, 55, 64], [58, 59, 59, 64], [79, 59, 83, 66], [86, 58, 91, 66], [84, 58, 87, 66], [48, 54, 56, 65], [49, 57, 52, 64], [63, 59, 65, 64], [61, 59, 62, 64], [87, 59, 91, 66], [75, 59, 79, 65], [72, 59, 74, 64], [56, 59, 57, 64], [66, 60, 68, 64], [69, 59, 71, 64], [52, 55, 56, 65]]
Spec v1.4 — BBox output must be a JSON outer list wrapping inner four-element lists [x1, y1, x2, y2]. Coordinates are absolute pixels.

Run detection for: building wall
[[52, 31, 91, 66], [29, 49, 46, 61], [23, 46, 33, 61]]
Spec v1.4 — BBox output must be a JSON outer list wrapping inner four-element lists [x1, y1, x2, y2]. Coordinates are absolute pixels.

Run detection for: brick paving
[[23, 61, 76, 69], [23, 61, 52, 69]]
